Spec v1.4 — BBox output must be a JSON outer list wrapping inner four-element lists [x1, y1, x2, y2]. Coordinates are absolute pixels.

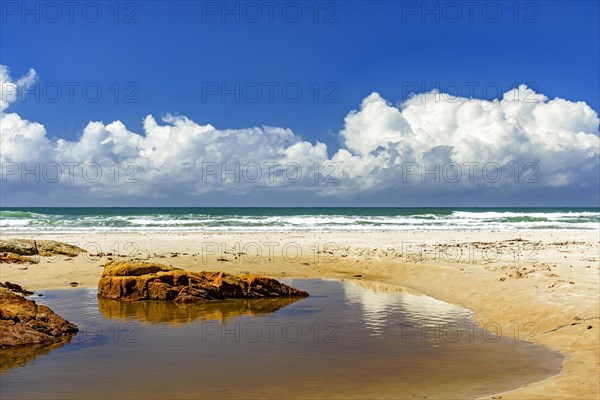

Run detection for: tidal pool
[[0, 279, 562, 399]]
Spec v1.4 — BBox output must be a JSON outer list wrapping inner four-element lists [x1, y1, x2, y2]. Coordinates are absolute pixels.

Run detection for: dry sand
[[1, 230, 598, 399]]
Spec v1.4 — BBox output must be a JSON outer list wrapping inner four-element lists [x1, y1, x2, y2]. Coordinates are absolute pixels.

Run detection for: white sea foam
[[0, 209, 598, 233]]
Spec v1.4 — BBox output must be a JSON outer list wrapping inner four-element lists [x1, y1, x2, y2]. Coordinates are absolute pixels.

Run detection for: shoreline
[[2, 228, 598, 235], [1, 230, 598, 399]]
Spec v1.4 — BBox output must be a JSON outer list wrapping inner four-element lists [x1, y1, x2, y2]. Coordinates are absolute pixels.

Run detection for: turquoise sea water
[[0, 207, 598, 233]]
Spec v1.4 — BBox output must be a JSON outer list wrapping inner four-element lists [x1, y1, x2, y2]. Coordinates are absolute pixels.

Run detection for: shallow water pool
[[0, 279, 562, 399]]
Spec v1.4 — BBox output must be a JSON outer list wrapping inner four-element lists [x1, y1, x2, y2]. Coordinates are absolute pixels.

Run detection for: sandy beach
[[1, 229, 598, 399]]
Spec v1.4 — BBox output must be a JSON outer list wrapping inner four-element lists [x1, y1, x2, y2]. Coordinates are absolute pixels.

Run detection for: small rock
[[69, 282, 79, 287]]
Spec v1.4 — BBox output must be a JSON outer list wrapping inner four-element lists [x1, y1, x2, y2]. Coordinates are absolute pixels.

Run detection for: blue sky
[[2, 0, 598, 150], [1, 1, 599, 206]]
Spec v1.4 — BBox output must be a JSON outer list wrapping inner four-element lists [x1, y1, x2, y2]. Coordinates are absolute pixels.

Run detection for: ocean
[[0, 207, 598, 233]]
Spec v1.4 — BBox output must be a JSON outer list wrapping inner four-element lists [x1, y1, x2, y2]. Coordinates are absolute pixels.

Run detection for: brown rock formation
[[36, 240, 86, 257], [0, 239, 86, 259], [0, 287, 78, 348], [97, 260, 308, 303], [0, 282, 33, 295], [0, 239, 38, 255], [0, 252, 38, 264]]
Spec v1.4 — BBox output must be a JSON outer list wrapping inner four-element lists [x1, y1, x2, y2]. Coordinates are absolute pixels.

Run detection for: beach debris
[[216, 258, 229, 262], [69, 282, 79, 287], [0, 286, 78, 348], [97, 260, 309, 303]]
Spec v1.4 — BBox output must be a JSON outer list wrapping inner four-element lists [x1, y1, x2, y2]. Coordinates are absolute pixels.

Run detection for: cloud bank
[[1, 65, 598, 206]]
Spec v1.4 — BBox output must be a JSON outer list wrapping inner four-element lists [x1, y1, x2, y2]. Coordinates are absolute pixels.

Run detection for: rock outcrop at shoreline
[[0, 284, 79, 348], [0, 239, 86, 263], [97, 260, 309, 302]]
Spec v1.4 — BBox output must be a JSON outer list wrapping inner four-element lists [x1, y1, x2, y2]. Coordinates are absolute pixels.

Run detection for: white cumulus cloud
[[0, 65, 37, 112], [1, 65, 598, 205]]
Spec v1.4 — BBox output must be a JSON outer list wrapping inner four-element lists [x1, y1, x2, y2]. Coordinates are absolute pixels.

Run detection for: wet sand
[[1, 230, 598, 399]]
